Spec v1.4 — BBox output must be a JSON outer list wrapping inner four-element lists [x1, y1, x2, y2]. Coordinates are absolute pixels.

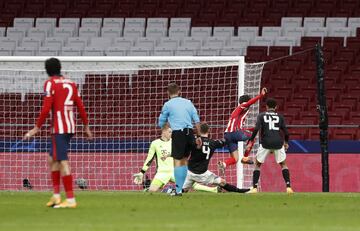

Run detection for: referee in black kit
[[158, 83, 201, 196]]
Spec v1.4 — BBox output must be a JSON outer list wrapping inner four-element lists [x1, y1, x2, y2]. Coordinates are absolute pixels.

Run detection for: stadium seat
[[251, 36, 274, 47], [35, 18, 57, 32], [238, 27, 259, 39], [44, 37, 65, 49], [347, 17, 360, 36], [89, 37, 112, 49], [13, 46, 37, 56], [204, 37, 226, 49], [123, 27, 145, 38], [303, 17, 325, 28], [262, 27, 282, 38], [147, 18, 168, 28], [21, 37, 42, 49], [0, 38, 18, 50], [158, 37, 181, 49], [281, 17, 303, 29], [103, 18, 124, 28], [38, 46, 59, 56], [79, 27, 100, 38], [146, 28, 167, 39], [213, 27, 234, 39], [168, 27, 190, 39], [101, 27, 123, 38], [328, 27, 351, 38], [191, 27, 212, 39], [198, 47, 220, 56], [0, 27, 5, 37], [128, 46, 153, 56], [124, 18, 146, 29], [305, 27, 328, 38], [81, 18, 103, 28], [182, 37, 203, 49], [0, 47, 13, 56], [220, 46, 246, 56], [83, 47, 104, 56], [113, 37, 135, 49], [27, 28, 48, 41], [136, 37, 157, 50], [13, 18, 34, 30], [283, 27, 305, 46], [153, 46, 174, 56], [67, 37, 89, 49], [53, 27, 76, 39], [59, 18, 80, 32], [60, 46, 82, 56], [229, 36, 250, 48], [6, 28, 27, 41], [175, 47, 197, 56], [170, 18, 191, 28]]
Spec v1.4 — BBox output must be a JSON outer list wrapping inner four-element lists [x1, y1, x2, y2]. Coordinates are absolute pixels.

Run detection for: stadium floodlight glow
[[0, 56, 263, 190]]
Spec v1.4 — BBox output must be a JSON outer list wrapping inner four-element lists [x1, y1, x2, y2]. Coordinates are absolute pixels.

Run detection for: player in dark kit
[[183, 123, 249, 193], [247, 98, 294, 194]]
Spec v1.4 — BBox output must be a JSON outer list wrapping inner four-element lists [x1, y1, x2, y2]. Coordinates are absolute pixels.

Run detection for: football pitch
[[0, 191, 359, 231]]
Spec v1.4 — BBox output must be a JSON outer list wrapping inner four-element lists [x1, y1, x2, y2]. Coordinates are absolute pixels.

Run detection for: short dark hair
[[239, 95, 251, 104], [266, 98, 277, 109], [167, 83, 179, 95], [45, 58, 61, 76], [200, 123, 209, 134]]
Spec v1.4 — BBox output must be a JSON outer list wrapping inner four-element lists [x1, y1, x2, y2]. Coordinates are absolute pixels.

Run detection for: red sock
[[224, 157, 237, 167], [62, 175, 74, 199], [244, 140, 255, 157], [51, 171, 60, 194]]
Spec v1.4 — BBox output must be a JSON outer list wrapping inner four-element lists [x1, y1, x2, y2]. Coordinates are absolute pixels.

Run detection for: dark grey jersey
[[249, 110, 289, 150]]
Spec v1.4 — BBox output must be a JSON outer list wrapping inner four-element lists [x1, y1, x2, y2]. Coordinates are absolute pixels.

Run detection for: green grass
[[0, 191, 359, 231]]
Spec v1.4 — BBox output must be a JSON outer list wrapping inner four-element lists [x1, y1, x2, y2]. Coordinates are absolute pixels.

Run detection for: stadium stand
[[0, 0, 359, 140]]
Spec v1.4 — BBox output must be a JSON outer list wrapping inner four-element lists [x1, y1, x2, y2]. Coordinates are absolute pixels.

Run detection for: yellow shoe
[[46, 196, 61, 207], [53, 200, 77, 209], [246, 187, 258, 194], [286, 187, 294, 194]]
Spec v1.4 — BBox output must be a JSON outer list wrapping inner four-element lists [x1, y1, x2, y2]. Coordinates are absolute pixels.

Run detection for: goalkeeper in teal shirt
[[134, 123, 218, 193]]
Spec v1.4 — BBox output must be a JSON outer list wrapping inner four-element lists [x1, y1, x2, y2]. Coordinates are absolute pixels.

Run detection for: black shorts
[[50, 134, 73, 161], [171, 128, 195, 160]]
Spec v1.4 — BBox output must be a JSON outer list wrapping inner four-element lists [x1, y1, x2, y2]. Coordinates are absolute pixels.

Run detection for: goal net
[[0, 57, 263, 191]]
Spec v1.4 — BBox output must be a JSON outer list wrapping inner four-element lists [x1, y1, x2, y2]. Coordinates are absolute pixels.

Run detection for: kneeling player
[[134, 124, 218, 193], [247, 98, 294, 193], [183, 123, 249, 193]]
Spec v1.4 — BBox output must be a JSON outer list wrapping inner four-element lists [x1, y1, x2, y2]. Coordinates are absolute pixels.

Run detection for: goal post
[[0, 56, 263, 191]]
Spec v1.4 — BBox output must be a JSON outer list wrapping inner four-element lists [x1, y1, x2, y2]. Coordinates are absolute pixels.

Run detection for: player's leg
[[148, 172, 170, 192], [275, 148, 294, 193], [248, 145, 268, 193], [148, 179, 164, 192], [192, 183, 218, 193], [218, 178, 250, 193], [182, 171, 195, 193], [53, 134, 77, 208], [46, 152, 61, 207]]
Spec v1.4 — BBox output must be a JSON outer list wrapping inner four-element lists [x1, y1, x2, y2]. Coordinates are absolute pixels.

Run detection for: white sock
[[67, 198, 76, 204], [53, 194, 60, 199]]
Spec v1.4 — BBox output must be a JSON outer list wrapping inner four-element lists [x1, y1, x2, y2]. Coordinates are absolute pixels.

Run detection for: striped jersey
[[225, 94, 264, 133], [36, 76, 89, 134]]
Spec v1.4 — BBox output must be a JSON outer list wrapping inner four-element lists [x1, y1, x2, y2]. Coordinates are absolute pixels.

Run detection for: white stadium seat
[[103, 18, 124, 28], [170, 18, 191, 29], [101, 27, 123, 38], [238, 27, 259, 39], [14, 18, 34, 30], [147, 18, 168, 28]]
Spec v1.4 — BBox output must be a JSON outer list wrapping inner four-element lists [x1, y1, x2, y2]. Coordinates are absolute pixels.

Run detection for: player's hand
[[24, 127, 39, 140], [84, 125, 94, 141], [284, 142, 289, 151], [195, 137, 202, 149], [133, 172, 144, 185], [261, 87, 267, 95]]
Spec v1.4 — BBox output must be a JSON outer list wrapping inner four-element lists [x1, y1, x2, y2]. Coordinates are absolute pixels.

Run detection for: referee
[[158, 83, 200, 196]]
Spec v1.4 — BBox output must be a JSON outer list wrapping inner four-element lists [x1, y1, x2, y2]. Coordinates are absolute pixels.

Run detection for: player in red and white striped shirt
[[218, 88, 267, 173], [25, 58, 93, 208]]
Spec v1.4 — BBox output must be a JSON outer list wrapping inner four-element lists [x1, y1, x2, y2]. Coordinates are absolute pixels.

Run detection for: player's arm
[[158, 103, 169, 128], [280, 115, 290, 151], [190, 101, 201, 135], [210, 138, 227, 150], [248, 114, 262, 143], [133, 141, 156, 185], [241, 87, 267, 108], [25, 80, 53, 139], [73, 85, 93, 140]]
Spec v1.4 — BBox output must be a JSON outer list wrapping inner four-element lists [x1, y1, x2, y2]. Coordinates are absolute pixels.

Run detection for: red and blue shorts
[[224, 130, 252, 153]]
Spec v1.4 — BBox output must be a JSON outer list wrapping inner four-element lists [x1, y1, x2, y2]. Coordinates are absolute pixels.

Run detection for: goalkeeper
[[134, 123, 218, 193]]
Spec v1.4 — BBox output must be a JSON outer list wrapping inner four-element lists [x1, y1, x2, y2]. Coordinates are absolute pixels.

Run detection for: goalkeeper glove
[[133, 172, 144, 185]]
